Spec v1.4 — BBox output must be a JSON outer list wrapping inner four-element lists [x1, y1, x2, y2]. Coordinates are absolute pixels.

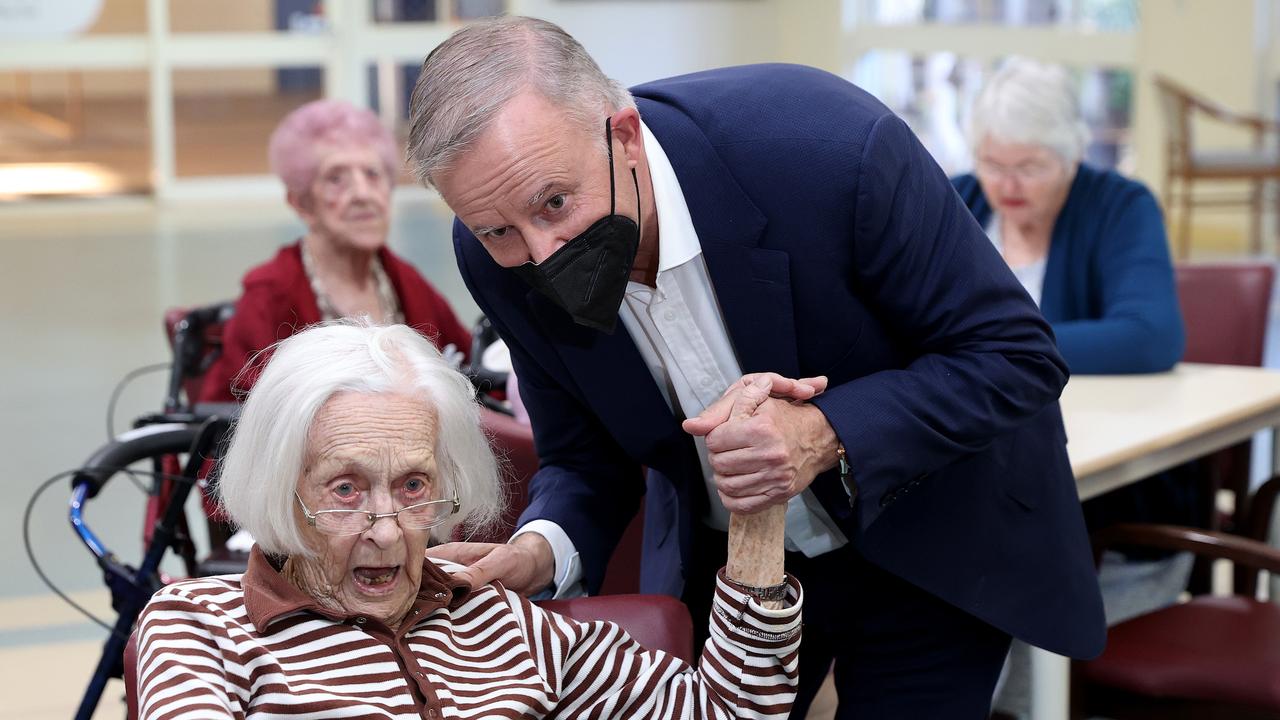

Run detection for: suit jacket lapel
[[637, 98, 801, 380], [526, 290, 686, 461]]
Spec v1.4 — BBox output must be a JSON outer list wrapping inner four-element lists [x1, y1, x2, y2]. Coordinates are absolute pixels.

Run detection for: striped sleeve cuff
[[708, 570, 803, 654]]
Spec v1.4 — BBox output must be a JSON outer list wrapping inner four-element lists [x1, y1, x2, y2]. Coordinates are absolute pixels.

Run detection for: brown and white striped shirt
[[136, 547, 802, 719]]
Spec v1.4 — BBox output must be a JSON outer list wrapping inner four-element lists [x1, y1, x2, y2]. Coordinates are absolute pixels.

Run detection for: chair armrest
[[1245, 475, 1280, 542], [1189, 96, 1280, 134], [1093, 523, 1280, 574]]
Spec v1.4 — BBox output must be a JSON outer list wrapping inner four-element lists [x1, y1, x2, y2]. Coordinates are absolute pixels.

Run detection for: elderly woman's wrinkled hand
[[681, 372, 827, 437]]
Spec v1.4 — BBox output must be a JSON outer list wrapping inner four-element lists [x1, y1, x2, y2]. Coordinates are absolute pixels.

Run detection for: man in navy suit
[[408, 16, 1104, 718]]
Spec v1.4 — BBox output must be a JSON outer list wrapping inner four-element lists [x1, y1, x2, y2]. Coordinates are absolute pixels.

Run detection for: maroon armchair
[[458, 407, 540, 545], [1175, 263, 1275, 565], [1176, 263, 1273, 369], [463, 406, 644, 595], [124, 593, 693, 720], [1073, 476, 1280, 719]]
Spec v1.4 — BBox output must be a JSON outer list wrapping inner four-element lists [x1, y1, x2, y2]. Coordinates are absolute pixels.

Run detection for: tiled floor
[[2, 194, 1275, 718]]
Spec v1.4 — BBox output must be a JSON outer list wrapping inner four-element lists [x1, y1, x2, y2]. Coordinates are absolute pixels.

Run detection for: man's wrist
[[799, 403, 841, 476]]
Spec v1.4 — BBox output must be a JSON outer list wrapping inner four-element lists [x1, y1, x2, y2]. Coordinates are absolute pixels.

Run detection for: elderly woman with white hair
[[200, 99, 473, 406], [952, 58, 1184, 374], [953, 59, 1191, 719], [135, 322, 802, 720]]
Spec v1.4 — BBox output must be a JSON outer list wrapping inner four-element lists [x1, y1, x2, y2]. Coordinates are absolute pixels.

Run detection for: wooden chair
[[1072, 476, 1280, 719], [1154, 76, 1280, 259]]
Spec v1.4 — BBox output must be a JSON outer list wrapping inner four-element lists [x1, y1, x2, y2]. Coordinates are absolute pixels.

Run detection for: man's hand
[[683, 374, 840, 513], [426, 532, 556, 595]]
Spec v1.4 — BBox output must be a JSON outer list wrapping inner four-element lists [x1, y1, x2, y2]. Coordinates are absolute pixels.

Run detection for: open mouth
[[352, 565, 400, 594]]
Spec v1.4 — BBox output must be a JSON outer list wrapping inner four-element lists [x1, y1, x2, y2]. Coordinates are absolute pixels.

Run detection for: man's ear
[[609, 107, 645, 170], [288, 190, 317, 227]]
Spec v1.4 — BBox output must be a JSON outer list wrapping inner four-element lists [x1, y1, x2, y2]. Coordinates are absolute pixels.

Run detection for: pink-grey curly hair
[[267, 99, 400, 196]]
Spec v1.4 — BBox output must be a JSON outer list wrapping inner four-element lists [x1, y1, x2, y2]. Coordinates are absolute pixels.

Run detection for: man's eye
[[546, 194, 566, 211], [489, 227, 508, 238]]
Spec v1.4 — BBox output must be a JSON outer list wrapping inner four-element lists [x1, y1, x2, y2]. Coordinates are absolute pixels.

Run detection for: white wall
[[506, 0, 783, 86]]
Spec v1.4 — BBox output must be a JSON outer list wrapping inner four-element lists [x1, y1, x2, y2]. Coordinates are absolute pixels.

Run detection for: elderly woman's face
[[291, 390, 440, 626], [299, 144, 392, 254], [974, 136, 1073, 227]]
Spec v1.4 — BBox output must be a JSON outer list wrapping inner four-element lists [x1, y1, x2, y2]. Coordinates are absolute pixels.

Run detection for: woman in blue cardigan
[[951, 66, 1184, 374], [953, 58, 1192, 719]]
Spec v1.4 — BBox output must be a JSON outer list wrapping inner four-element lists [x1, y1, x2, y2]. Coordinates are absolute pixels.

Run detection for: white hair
[[967, 57, 1090, 165], [406, 15, 635, 187], [217, 321, 503, 557]]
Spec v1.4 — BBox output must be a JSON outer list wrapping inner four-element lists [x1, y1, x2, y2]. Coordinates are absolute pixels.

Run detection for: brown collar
[[242, 546, 472, 634]]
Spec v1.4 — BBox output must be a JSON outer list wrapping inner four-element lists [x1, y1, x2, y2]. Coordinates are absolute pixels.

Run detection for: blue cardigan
[[952, 165, 1185, 374]]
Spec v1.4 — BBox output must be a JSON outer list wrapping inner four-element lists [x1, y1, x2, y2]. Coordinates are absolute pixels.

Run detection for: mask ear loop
[[605, 117, 616, 216]]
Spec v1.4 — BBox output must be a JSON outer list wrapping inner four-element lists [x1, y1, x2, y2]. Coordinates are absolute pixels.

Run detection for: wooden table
[[1030, 363, 1280, 720]]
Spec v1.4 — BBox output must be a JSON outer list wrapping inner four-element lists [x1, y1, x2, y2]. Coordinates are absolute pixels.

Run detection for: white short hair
[[967, 57, 1090, 165], [407, 15, 635, 187], [217, 321, 503, 557]]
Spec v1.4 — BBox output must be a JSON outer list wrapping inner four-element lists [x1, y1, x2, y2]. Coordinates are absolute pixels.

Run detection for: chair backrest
[[1153, 75, 1194, 169], [122, 593, 694, 719], [1176, 263, 1274, 367], [538, 594, 695, 663], [467, 406, 645, 595], [162, 301, 235, 412], [455, 407, 538, 544]]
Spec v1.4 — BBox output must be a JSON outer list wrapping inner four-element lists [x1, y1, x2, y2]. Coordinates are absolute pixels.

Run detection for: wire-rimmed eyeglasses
[[294, 490, 460, 536], [974, 156, 1060, 183]]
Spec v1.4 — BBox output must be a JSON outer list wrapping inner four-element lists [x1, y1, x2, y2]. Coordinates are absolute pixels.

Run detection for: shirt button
[[663, 310, 676, 321]]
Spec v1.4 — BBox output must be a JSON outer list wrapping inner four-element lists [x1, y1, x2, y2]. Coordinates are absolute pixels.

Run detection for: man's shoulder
[[634, 63, 854, 99], [633, 63, 890, 138]]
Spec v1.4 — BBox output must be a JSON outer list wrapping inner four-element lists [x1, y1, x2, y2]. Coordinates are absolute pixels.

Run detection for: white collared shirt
[[515, 121, 847, 598]]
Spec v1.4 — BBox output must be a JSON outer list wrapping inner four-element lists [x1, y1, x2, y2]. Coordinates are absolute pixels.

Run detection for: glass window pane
[[366, 61, 421, 185], [370, 0, 504, 24], [23, 0, 148, 36], [169, 0, 327, 34], [847, 52, 1132, 173], [864, 0, 1137, 30], [172, 66, 323, 178], [80, 0, 147, 34], [0, 69, 150, 198]]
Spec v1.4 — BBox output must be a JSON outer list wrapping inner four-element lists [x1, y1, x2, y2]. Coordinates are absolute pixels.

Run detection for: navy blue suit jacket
[[953, 166, 1185, 374], [455, 64, 1106, 660]]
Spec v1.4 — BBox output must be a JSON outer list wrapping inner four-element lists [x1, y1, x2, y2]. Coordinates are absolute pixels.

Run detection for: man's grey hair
[[407, 15, 635, 187], [967, 57, 1091, 166], [217, 321, 504, 558]]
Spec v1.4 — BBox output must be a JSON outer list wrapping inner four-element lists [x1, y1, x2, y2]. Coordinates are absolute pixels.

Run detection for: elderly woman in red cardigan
[[200, 99, 471, 403]]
